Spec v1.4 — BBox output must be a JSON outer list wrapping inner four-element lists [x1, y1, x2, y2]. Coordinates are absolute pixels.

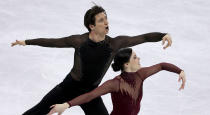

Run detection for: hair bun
[[111, 63, 121, 72]]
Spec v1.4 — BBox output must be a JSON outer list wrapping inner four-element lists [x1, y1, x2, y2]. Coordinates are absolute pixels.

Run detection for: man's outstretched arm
[[112, 32, 172, 49], [11, 35, 80, 48]]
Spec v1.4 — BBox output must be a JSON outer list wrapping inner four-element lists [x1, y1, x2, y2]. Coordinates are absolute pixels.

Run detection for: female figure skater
[[48, 48, 186, 115]]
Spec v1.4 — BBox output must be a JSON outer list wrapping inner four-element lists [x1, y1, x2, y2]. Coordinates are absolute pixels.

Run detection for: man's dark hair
[[84, 5, 106, 32]]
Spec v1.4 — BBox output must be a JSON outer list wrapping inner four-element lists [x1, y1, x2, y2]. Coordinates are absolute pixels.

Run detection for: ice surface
[[1, 0, 210, 115]]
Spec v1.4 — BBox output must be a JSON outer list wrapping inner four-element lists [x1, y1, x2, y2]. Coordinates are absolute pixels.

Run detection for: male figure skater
[[11, 5, 172, 115]]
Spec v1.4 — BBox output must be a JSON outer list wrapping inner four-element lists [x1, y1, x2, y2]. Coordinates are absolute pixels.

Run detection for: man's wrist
[[23, 40, 26, 46], [162, 34, 169, 39]]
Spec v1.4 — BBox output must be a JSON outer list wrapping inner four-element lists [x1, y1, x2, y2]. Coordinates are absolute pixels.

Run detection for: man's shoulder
[[105, 34, 113, 39], [66, 32, 89, 42], [69, 32, 88, 38], [63, 32, 89, 47], [105, 35, 115, 43], [80, 32, 89, 37]]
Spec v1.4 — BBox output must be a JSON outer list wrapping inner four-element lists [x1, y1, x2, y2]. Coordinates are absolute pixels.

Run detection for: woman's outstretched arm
[[138, 62, 186, 90], [47, 79, 119, 115]]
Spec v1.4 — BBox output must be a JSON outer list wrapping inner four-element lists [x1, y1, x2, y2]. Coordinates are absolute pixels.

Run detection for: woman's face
[[125, 51, 141, 72]]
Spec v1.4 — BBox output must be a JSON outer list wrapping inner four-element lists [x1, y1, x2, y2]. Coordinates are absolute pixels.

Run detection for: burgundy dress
[[68, 63, 182, 115]]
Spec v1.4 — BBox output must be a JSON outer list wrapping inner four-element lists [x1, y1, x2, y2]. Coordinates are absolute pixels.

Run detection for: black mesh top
[[25, 32, 166, 86]]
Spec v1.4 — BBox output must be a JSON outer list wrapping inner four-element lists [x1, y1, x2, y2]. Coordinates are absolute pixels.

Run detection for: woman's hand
[[178, 71, 186, 90], [47, 102, 69, 115]]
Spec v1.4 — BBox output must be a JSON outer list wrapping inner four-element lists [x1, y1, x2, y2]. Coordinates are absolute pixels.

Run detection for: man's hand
[[11, 40, 26, 47], [162, 34, 172, 49], [47, 102, 69, 115], [178, 71, 186, 90]]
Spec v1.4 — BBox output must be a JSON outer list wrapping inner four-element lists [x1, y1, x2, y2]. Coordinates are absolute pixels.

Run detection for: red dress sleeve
[[68, 79, 120, 107], [137, 62, 182, 81]]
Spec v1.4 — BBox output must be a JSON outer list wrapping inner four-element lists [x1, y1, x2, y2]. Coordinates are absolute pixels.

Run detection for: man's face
[[90, 12, 109, 35]]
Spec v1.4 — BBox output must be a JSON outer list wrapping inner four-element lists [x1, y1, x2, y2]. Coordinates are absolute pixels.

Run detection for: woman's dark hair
[[111, 48, 132, 72], [84, 5, 106, 32]]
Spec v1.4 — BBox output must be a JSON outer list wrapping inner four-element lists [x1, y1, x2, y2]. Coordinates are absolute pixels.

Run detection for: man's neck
[[89, 31, 105, 42]]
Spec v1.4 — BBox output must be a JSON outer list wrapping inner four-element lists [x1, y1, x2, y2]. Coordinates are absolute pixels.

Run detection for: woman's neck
[[124, 67, 141, 73]]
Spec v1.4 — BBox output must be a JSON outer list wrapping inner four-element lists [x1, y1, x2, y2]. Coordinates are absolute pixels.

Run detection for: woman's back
[[111, 71, 144, 115]]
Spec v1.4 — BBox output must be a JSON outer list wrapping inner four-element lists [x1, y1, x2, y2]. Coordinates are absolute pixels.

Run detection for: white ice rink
[[1, 0, 210, 115]]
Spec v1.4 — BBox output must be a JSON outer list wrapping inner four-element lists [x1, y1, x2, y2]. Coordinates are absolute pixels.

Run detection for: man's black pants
[[22, 75, 109, 115]]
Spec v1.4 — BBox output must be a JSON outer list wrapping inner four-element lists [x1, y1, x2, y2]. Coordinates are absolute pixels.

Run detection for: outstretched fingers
[[162, 38, 165, 46], [50, 104, 56, 108], [11, 40, 18, 47], [163, 39, 170, 49], [47, 108, 56, 115], [47, 105, 56, 115], [11, 40, 26, 47], [162, 35, 172, 49], [179, 82, 185, 90], [58, 112, 63, 115], [178, 75, 186, 90]]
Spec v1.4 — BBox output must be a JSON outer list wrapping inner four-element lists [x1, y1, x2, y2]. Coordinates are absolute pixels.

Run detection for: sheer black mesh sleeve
[[25, 35, 81, 48], [111, 32, 166, 49]]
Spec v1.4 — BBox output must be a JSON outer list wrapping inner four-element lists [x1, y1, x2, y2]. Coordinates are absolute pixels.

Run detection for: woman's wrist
[[66, 102, 72, 108], [180, 70, 184, 74]]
